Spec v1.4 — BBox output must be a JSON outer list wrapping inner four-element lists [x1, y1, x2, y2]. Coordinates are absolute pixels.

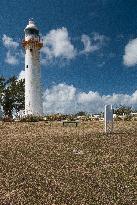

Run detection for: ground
[[0, 121, 136, 205]]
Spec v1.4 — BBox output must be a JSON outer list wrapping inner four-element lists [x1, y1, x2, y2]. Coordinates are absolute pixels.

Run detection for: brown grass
[[0, 121, 137, 205]]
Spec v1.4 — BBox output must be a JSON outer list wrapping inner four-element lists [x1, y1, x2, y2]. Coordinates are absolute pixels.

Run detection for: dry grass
[[0, 121, 137, 205]]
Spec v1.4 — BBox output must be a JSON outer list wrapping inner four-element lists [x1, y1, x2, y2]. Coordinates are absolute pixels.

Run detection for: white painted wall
[[24, 21, 43, 116]]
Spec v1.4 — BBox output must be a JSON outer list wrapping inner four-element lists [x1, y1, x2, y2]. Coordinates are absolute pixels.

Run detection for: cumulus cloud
[[18, 70, 25, 81], [5, 51, 19, 65], [43, 84, 77, 114], [41, 29, 108, 64], [2, 34, 19, 48], [41, 27, 76, 63], [123, 38, 137, 66], [81, 33, 108, 55], [2, 34, 23, 65], [43, 83, 137, 114], [81, 35, 98, 53]]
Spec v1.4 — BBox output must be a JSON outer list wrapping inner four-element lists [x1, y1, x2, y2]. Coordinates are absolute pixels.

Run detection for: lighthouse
[[22, 20, 43, 116]]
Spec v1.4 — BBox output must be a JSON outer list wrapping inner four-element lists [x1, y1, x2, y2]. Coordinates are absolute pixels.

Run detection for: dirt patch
[[0, 121, 136, 204]]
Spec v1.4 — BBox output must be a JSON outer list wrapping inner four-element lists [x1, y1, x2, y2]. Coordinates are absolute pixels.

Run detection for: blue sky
[[1, 0, 137, 113]]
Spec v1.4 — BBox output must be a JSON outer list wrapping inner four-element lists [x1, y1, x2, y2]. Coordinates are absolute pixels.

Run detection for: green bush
[[20, 115, 43, 122], [2, 116, 13, 122], [124, 115, 132, 121], [114, 116, 123, 121]]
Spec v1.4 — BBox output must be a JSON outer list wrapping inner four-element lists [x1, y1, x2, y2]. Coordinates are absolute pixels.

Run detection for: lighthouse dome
[[25, 20, 39, 36]]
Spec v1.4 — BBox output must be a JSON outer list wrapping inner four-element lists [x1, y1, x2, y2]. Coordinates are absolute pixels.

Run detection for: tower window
[[26, 65, 28, 68], [30, 49, 33, 52]]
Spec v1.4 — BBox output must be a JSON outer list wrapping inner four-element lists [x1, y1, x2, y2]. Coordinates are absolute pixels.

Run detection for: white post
[[123, 113, 125, 122], [104, 105, 113, 133]]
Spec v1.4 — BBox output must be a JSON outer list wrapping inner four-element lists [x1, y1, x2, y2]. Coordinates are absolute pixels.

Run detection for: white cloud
[[43, 83, 137, 114], [18, 70, 25, 81], [5, 51, 19, 65], [81, 34, 99, 53], [2, 34, 23, 65], [123, 38, 137, 66], [2, 34, 19, 49], [81, 33, 108, 55], [92, 32, 107, 42], [41, 29, 108, 64], [43, 84, 77, 114], [41, 27, 76, 63]]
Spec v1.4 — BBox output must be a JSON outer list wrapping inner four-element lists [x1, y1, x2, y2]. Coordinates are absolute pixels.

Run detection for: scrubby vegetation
[[20, 115, 44, 122]]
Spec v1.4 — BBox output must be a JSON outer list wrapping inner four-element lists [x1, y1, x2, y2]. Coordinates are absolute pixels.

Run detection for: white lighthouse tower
[[22, 20, 43, 116]]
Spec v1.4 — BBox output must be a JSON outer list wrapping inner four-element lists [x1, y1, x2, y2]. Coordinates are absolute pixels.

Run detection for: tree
[[75, 111, 87, 116], [14, 79, 25, 113], [1, 76, 25, 118], [0, 76, 6, 104], [114, 105, 132, 115]]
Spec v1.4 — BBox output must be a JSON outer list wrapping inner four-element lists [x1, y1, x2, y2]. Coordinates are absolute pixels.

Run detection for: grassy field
[[0, 121, 136, 205]]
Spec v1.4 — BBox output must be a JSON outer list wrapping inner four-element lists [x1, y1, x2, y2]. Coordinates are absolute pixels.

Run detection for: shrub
[[124, 115, 132, 121], [2, 116, 13, 122], [114, 116, 123, 121], [20, 115, 43, 122]]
